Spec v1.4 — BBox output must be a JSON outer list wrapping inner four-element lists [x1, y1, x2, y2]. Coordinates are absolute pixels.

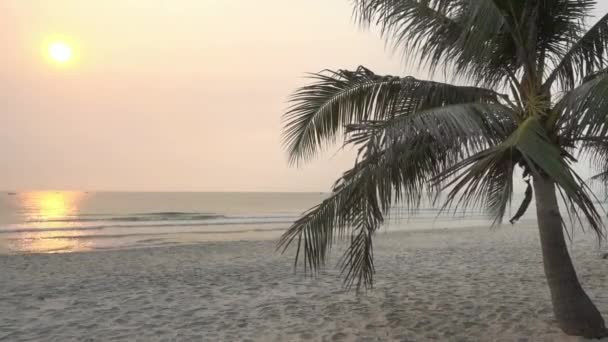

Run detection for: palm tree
[[278, 0, 608, 338]]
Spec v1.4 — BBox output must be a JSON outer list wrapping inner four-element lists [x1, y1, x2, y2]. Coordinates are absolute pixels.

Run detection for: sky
[[1, 1, 607, 192]]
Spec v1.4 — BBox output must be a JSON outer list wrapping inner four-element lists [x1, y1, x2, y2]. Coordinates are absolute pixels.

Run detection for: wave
[[25, 212, 226, 223], [0, 209, 498, 236], [7, 227, 288, 240], [0, 217, 297, 234], [0, 226, 106, 234]]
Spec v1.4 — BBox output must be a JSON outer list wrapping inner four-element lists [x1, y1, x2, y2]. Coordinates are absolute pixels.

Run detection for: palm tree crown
[[279, 0, 608, 292]]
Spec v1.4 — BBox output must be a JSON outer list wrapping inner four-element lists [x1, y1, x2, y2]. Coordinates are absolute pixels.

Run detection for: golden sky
[[1, 1, 607, 191]]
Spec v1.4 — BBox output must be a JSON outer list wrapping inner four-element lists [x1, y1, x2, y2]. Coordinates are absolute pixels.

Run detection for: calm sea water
[[0, 191, 519, 254]]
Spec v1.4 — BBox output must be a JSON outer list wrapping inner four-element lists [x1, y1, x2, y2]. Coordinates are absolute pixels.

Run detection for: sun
[[48, 42, 73, 64]]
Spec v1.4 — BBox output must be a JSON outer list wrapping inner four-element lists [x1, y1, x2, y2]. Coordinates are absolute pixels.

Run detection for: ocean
[[0, 191, 527, 254]]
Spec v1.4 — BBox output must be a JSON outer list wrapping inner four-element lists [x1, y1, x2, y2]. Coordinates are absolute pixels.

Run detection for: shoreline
[[0, 222, 540, 257]]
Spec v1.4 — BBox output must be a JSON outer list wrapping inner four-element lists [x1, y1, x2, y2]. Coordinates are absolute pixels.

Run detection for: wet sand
[[1, 225, 607, 341]]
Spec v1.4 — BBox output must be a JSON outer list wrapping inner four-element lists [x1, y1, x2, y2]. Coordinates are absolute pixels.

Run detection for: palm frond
[[555, 73, 608, 143], [339, 219, 375, 290], [536, 0, 595, 68], [580, 137, 608, 184], [352, 0, 519, 87], [544, 13, 608, 91], [283, 66, 502, 164], [441, 116, 604, 234], [513, 121, 591, 228], [275, 148, 400, 290], [438, 142, 517, 224], [278, 132, 447, 289], [352, 0, 463, 68], [582, 66, 608, 83], [350, 103, 514, 146], [509, 179, 533, 224], [279, 99, 516, 289]]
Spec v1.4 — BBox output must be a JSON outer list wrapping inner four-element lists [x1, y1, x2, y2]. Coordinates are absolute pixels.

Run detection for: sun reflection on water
[[14, 191, 92, 253], [22, 191, 82, 221]]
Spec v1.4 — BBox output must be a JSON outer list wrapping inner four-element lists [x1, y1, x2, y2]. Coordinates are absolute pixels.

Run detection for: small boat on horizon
[[7, 192, 17, 195]]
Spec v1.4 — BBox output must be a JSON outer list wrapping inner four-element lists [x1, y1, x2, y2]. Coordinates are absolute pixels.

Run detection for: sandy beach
[[2, 224, 607, 342]]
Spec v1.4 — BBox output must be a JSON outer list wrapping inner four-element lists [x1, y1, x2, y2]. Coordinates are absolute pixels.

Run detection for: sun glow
[[22, 191, 82, 221], [47, 41, 73, 64], [15, 191, 91, 253]]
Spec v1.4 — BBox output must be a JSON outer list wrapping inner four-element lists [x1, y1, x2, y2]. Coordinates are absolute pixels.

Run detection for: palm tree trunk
[[533, 175, 607, 338]]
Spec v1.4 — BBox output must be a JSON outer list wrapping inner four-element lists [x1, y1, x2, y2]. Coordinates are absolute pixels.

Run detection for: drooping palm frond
[[437, 142, 516, 224], [283, 66, 503, 164], [509, 179, 533, 224], [441, 116, 604, 233], [277, 134, 454, 290], [544, 13, 608, 91], [346, 102, 516, 209], [506, 118, 602, 235], [279, 99, 515, 289]]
